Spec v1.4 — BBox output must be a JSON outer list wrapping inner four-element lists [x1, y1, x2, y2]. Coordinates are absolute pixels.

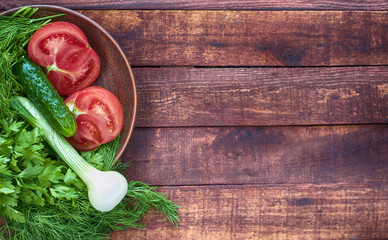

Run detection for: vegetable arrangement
[[11, 96, 128, 212], [0, 6, 179, 239]]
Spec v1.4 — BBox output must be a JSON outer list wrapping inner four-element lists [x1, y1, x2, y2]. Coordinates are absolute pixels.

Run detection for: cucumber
[[13, 55, 77, 137]]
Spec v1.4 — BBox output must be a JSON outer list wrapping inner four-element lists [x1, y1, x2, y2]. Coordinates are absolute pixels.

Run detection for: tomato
[[65, 86, 124, 151], [28, 21, 100, 95]]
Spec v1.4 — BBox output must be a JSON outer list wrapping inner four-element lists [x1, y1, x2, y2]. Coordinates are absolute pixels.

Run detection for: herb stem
[[30, 14, 65, 22], [11, 6, 31, 17]]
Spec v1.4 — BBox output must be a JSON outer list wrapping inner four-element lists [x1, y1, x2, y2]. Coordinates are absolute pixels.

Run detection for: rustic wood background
[[1, 1, 387, 239]]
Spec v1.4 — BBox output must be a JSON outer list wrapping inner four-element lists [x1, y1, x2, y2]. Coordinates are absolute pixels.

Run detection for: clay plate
[[1, 5, 137, 164]]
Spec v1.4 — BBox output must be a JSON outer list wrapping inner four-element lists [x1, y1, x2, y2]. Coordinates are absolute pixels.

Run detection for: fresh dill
[[0, 6, 62, 119]]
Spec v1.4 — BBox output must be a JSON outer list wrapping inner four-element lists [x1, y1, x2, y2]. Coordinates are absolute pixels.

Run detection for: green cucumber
[[12, 55, 77, 137]]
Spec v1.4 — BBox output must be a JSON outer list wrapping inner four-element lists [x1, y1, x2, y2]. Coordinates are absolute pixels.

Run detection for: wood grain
[[133, 67, 388, 127], [2, 1, 388, 10], [78, 10, 388, 67], [0, 3, 386, 239], [123, 125, 388, 186], [113, 184, 388, 240]]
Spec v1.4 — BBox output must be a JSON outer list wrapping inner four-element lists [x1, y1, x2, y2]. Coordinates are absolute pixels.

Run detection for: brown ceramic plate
[[1, 5, 137, 164]]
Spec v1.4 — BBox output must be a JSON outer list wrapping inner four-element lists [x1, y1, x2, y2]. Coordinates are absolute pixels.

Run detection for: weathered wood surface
[[113, 184, 388, 240], [133, 67, 388, 127], [0, 3, 386, 240], [2, 1, 388, 10], [77, 10, 388, 67], [123, 125, 388, 186]]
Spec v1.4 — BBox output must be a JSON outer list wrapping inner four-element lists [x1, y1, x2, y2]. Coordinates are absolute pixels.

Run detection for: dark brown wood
[[77, 10, 388, 67], [0, 4, 387, 240], [112, 184, 388, 240], [133, 67, 388, 127], [2, 1, 388, 10], [123, 125, 388, 186]]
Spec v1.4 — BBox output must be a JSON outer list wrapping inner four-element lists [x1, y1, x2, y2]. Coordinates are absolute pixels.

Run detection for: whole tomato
[[65, 86, 124, 151]]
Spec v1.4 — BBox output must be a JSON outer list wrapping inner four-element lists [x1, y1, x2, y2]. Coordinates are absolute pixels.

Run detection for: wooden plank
[[133, 67, 388, 127], [112, 184, 388, 239], [123, 125, 388, 186], [2, 1, 388, 10], [77, 10, 388, 66]]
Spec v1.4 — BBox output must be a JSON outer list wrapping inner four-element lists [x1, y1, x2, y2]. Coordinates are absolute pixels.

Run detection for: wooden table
[[2, 1, 387, 239]]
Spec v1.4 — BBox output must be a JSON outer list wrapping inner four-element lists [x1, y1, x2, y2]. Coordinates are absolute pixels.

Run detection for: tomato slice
[[28, 21, 100, 95], [65, 86, 124, 151]]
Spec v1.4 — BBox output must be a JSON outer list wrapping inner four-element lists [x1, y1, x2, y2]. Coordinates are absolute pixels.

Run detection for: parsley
[[0, 118, 84, 223]]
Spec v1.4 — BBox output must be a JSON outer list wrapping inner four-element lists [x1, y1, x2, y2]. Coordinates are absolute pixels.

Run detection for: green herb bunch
[[0, 7, 60, 119], [0, 118, 85, 223], [0, 120, 179, 239]]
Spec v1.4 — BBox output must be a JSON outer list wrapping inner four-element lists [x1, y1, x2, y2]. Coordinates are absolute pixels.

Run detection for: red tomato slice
[[28, 21, 100, 95], [65, 86, 124, 151]]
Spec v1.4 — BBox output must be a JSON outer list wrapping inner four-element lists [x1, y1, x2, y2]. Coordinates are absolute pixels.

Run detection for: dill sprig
[[0, 6, 62, 119], [126, 181, 180, 227]]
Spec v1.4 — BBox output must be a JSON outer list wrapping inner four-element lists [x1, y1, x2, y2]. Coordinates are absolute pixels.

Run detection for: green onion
[[10, 96, 128, 212]]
